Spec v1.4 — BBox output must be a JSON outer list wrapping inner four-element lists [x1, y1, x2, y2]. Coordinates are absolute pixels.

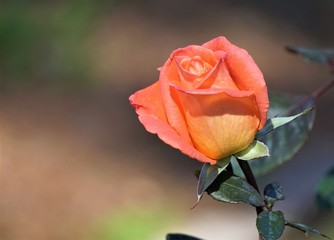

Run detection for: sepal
[[196, 157, 231, 204], [256, 107, 314, 139], [234, 140, 269, 160]]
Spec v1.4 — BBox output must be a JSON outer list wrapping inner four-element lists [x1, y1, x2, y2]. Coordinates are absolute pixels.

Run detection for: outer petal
[[129, 81, 216, 165], [203, 36, 269, 129], [130, 81, 168, 122], [159, 58, 193, 144], [171, 84, 261, 160]]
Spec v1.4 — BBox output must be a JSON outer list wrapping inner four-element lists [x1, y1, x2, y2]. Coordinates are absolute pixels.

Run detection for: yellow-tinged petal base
[[173, 87, 261, 160]]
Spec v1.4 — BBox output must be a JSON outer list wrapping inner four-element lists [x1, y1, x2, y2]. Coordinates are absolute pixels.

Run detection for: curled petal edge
[[169, 82, 255, 98], [129, 82, 217, 165], [202, 36, 269, 129], [135, 107, 217, 165]]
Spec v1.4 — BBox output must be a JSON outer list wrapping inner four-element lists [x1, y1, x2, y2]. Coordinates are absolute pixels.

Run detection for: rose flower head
[[130, 36, 269, 165]]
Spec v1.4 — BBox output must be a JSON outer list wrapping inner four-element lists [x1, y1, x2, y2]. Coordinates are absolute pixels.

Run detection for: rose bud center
[[180, 56, 213, 76]]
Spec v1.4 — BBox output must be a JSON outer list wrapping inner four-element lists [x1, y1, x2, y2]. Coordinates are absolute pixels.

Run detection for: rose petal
[[173, 45, 218, 90], [129, 82, 216, 165], [169, 82, 253, 98], [136, 108, 217, 164], [130, 81, 167, 122], [175, 55, 238, 92], [159, 58, 194, 144], [171, 84, 261, 160], [198, 58, 238, 90], [173, 45, 217, 66], [203, 36, 269, 129], [174, 56, 206, 90]]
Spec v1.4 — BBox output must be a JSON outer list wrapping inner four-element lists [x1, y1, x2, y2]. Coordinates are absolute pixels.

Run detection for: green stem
[[237, 159, 264, 240], [237, 158, 263, 215], [226, 162, 234, 173]]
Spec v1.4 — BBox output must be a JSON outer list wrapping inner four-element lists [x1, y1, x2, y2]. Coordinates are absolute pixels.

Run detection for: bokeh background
[[1, 0, 333, 239]]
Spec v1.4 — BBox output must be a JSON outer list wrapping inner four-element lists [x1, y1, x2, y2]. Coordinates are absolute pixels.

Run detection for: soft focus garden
[[1, 1, 334, 239]]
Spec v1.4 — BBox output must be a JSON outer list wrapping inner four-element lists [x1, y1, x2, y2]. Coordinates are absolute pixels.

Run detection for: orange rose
[[130, 36, 269, 165]]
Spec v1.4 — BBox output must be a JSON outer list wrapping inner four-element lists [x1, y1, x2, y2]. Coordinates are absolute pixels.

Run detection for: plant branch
[[311, 78, 334, 99], [236, 158, 263, 215], [284, 78, 334, 116], [226, 162, 234, 173]]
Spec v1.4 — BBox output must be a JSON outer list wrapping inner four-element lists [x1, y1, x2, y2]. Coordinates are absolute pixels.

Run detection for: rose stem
[[226, 162, 234, 173], [284, 78, 334, 116], [311, 78, 334, 99], [293, 58, 334, 105], [236, 158, 263, 215]]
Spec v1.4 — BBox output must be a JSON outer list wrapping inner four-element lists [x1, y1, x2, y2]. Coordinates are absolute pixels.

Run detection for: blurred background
[[1, 0, 333, 239]]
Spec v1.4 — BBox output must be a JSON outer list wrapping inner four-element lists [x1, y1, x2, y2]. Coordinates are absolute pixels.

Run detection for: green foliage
[[196, 157, 230, 203], [286, 46, 334, 65], [166, 233, 203, 240], [234, 140, 269, 161], [286, 221, 331, 239], [316, 166, 334, 209], [207, 171, 264, 207], [256, 211, 285, 240], [232, 92, 316, 176], [263, 182, 285, 206], [0, 0, 117, 89]]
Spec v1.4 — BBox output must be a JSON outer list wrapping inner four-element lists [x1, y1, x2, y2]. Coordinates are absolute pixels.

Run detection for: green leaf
[[232, 92, 316, 176], [316, 166, 334, 209], [256, 211, 285, 240], [234, 140, 269, 160], [207, 172, 264, 207], [264, 182, 285, 206], [286, 221, 331, 240], [286, 46, 334, 65], [166, 233, 203, 240], [256, 108, 314, 139], [194, 170, 201, 179], [196, 157, 231, 203]]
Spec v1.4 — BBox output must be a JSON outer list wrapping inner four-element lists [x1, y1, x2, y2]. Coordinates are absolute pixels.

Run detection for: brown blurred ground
[[1, 1, 334, 239]]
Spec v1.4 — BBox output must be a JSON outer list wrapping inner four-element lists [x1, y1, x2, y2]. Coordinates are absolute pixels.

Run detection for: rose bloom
[[130, 36, 269, 165]]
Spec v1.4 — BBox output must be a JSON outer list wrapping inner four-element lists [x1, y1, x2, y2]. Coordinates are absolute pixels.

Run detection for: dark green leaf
[[207, 172, 264, 207], [264, 182, 285, 205], [286, 46, 334, 65], [286, 221, 331, 240], [166, 233, 203, 240], [232, 92, 316, 176], [194, 170, 201, 179], [316, 166, 334, 209], [256, 211, 285, 240], [196, 157, 230, 203]]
